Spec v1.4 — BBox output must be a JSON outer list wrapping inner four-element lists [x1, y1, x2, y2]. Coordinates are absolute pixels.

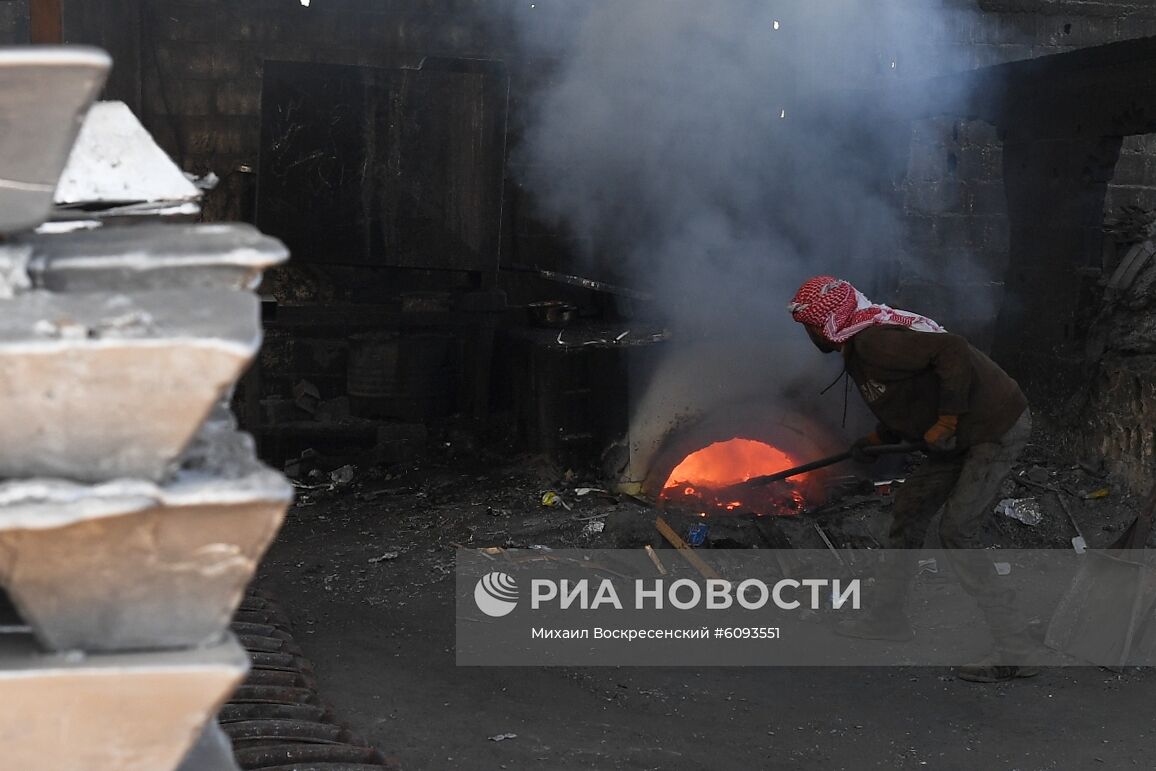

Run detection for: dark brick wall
[[136, 0, 508, 225]]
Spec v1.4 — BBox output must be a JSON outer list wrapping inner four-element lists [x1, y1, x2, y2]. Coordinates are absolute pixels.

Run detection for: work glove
[[923, 415, 959, 453], [850, 432, 883, 464]]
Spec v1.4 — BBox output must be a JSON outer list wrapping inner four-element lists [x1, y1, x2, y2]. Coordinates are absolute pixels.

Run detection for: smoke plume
[[504, 0, 978, 333]]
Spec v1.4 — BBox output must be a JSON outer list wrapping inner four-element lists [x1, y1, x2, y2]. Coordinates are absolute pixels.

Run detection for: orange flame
[[663, 439, 799, 490], [660, 438, 807, 517]]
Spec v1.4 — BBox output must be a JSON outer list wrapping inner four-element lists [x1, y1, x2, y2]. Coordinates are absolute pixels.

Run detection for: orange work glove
[[850, 431, 883, 463], [923, 415, 959, 452]]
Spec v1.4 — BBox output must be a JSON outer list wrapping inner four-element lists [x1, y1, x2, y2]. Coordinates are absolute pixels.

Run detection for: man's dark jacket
[[842, 326, 1027, 449]]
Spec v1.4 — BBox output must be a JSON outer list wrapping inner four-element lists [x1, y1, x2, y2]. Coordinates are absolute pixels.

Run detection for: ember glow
[[660, 438, 806, 517]]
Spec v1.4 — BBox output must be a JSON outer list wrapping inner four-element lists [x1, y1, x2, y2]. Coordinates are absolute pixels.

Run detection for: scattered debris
[[655, 516, 721, 580], [1053, 493, 1088, 553], [644, 545, 668, 576], [1024, 465, 1051, 485], [368, 552, 399, 564], [488, 733, 517, 742], [329, 465, 355, 487], [994, 562, 1012, 576], [541, 491, 571, 510], [293, 379, 321, 415], [812, 522, 847, 568], [575, 487, 605, 496], [995, 497, 1043, 526], [1084, 487, 1111, 500], [686, 523, 709, 547], [582, 521, 605, 535], [873, 479, 904, 497]]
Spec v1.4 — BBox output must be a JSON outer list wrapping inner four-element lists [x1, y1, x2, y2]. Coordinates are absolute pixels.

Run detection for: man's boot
[[834, 575, 913, 642], [956, 604, 1041, 683], [956, 657, 1040, 683]]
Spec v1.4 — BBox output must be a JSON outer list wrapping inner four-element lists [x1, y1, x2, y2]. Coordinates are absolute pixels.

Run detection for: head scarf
[[788, 275, 945, 344]]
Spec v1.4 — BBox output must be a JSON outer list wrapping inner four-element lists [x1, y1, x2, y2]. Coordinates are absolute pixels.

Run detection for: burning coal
[[659, 438, 805, 517]]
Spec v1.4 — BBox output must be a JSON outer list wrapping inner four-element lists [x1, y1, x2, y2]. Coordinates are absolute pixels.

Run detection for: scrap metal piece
[[0, 429, 292, 651], [54, 101, 200, 208], [23, 223, 288, 293], [0, 289, 261, 481], [0, 633, 247, 771], [0, 48, 110, 233]]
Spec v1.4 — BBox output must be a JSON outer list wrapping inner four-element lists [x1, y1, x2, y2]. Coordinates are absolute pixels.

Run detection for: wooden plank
[[30, 0, 63, 44], [654, 516, 721, 581]]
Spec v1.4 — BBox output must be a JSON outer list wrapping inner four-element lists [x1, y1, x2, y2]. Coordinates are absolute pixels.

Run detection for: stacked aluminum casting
[[0, 48, 292, 771]]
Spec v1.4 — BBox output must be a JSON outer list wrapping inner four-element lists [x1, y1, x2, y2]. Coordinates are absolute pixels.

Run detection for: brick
[[1039, 13, 1122, 47], [972, 12, 1040, 44], [968, 181, 1010, 215], [935, 214, 989, 248], [910, 117, 959, 148], [985, 216, 1013, 250], [144, 76, 215, 116], [908, 142, 953, 181], [156, 42, 248, 80], [181, 116, 260, 156], [215, 79, 262, 116], [906, 180, 964, 214], [905, 216, 938, 250]]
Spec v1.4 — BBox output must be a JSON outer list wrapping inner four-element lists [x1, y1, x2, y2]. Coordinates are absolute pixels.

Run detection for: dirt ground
[[253, 439, 1156, 770]]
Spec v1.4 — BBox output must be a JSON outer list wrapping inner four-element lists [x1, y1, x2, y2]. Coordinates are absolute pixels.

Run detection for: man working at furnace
[[788, 275, 1036, 683]]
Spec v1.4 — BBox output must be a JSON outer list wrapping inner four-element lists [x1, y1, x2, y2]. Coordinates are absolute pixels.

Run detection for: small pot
[[527, 301, 577, 328]]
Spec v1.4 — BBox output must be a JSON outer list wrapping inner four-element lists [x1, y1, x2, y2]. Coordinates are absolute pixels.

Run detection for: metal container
[[347, 331, 455, 420]]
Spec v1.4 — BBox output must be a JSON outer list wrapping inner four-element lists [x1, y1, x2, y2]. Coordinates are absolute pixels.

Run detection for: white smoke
[[495, 1, 987, 477], [504, 0, 977, 333]]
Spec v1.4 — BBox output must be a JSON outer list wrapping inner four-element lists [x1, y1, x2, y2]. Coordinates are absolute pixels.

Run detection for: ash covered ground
[[253, 426, 1156, 769]]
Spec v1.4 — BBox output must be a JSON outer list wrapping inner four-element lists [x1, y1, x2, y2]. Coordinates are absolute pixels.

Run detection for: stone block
[[0, 634, 247, 771], [905, 179, 964, 214], [0, 427, 292, 651], [0, 289, 260, 482], [967, 181, 1010, 216], [0, 48, 110, 233], [23, 223, 287, 292]]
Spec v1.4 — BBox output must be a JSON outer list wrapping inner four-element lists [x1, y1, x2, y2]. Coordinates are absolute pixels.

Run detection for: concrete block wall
[[894, 1, 1156, 341]]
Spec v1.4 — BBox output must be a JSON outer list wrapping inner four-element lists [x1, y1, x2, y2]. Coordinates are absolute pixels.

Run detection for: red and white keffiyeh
[[788, 275, 945, 344]]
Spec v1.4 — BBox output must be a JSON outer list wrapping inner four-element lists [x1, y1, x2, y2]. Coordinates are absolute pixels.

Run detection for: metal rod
[[728, 442, 922, 492]]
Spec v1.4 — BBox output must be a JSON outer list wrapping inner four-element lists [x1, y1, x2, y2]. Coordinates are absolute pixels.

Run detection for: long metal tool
[[725, 442, 923, 494], [1053, 491, 1087, 554]]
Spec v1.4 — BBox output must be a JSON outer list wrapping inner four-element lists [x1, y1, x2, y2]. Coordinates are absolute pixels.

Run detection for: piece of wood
[[30, 0, 63, 44], [655, 516, 721, 580], [643, 545, 668, 576]]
